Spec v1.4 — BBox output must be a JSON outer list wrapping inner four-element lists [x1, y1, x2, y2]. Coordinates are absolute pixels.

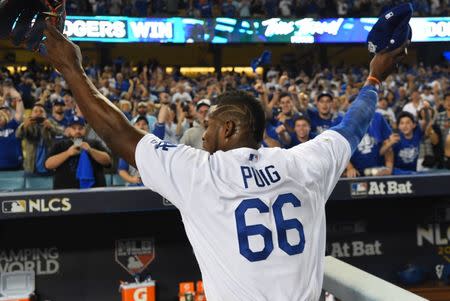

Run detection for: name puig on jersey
[[329, 240, 383, 258]]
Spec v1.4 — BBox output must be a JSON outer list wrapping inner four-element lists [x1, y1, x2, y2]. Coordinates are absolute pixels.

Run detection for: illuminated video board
[[64, 16, 450, 43]]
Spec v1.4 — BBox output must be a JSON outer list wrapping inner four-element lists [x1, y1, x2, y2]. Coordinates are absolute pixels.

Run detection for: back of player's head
[[213, 90, 266, 143]]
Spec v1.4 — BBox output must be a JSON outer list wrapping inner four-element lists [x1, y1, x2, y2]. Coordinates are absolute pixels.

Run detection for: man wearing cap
[[0, 100, 24, 171], [131, 101, 157, 132], [50, 98, 69, 129], [118, 116, 149, 186], [306, 92, 343, 137], [16, 103, 63, 175], [45, 116, 111, 189], [180, 99, 210, 149]]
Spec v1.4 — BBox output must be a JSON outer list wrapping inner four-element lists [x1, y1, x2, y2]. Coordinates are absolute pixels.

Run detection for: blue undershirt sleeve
[[331, 85, 378, 153]]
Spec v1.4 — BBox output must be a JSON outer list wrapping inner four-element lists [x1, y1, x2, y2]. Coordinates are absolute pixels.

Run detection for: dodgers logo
[[115, 238, 155, 275], [399, 146, 418, 164], [357, 134, 376, 155]]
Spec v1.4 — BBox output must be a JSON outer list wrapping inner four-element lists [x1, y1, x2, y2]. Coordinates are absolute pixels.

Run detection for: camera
[[181, 102, 190, 113], [33, 117, 45, 124], [73, 138, 82, 147]]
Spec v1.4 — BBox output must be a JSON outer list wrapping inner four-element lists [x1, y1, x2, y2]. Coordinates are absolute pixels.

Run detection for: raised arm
[[42, 22, 145, 167], [331, 46, 408, 152]]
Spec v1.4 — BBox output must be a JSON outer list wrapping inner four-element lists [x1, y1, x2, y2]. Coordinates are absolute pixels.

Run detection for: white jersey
[[135, 130, 351, 301]]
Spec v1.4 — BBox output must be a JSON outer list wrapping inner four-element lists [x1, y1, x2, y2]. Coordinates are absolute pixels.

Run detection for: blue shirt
[[116, 80, 130, 93], [118, 158, 144, 187], [351, 112, 392, 174], [0, 119, 23, 170], [288, 134, 311, 149], [393, 126, 423, 171], [307, 109, 343, 137]]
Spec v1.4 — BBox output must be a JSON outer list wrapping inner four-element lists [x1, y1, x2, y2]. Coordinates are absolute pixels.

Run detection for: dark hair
[[397, 111, 416, 125], [294, 115, 311, 126], [279, 92, 292, 100], [33, 103, 45, 109], [215, 91, 266, 143], [444, 92, 450, 100]]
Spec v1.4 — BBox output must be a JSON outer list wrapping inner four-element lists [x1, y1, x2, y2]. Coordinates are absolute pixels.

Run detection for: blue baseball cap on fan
[[68, 116, 86, 127], [367, 3, 413, 54]]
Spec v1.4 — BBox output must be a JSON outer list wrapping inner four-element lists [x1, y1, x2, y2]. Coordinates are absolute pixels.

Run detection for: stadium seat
[[112, 174, 126, 186], [24, 176, 53, 191], [0, 171, 25, 192]]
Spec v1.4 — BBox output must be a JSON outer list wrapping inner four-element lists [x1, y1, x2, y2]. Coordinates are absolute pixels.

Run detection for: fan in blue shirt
[[307, 92, 343, 137], [349, 112, 393, 176], [0, 103, 24, 170], [393, 112, 423, 171], [383, 110, 433, 172]]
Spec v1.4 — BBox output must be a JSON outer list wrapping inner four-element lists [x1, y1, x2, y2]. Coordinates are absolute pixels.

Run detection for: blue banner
[[64, 16, 450, 44]]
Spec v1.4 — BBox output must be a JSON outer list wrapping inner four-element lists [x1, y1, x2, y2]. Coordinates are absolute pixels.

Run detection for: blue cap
[[68, 116, 86, 127], [367, 3, 413, 54], [53, 98, 65, 106]]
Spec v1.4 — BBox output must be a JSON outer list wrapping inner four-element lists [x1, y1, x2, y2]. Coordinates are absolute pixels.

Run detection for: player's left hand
[[369, 42, 409, 82], [0, 0, 66, 51]]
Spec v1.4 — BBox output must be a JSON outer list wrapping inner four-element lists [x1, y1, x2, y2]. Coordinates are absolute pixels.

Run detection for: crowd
[[0, 60, 449, 189], [65, 0, 450, 18]]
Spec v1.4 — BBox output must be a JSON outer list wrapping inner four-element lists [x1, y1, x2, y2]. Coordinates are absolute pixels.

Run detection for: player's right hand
[[42, 20, 83, 75], [368, 42, 408, 82]]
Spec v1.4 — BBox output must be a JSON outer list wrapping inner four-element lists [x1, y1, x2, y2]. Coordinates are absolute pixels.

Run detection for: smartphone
[[73, 138, 82, 147]]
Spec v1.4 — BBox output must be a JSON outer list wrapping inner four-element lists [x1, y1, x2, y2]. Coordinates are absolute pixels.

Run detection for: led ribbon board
[[64, 16, 450, 43]]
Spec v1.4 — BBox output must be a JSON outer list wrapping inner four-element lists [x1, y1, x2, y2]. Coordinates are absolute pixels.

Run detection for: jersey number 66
[[235, 193, 305, 262]]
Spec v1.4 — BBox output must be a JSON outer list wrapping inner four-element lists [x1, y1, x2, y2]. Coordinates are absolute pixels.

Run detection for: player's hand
[[42, 20, 83, 75], [66, 144, 81, 156], [368, 42, 408, 82]]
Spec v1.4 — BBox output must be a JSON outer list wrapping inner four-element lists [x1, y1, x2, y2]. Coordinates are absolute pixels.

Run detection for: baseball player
[[0, 1, 411, 299]]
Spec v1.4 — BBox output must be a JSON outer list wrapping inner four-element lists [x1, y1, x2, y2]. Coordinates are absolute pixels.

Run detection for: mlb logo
[[350, 182, 368, 197], [2, 200, 26, 213]]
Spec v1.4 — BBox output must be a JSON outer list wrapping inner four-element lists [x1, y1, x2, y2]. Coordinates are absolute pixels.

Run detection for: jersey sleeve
[[288, 130, 351, 201], [135, 134, 209, 210]]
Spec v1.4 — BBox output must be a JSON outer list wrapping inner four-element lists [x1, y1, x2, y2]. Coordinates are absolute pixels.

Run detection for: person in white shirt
[[403, 90, 424, 118], [40, 22, 407, 301]]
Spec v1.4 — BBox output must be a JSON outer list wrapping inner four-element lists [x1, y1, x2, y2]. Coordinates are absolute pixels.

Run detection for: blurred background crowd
[[0, 59, 449, 189], [65, 0, 450, 18]]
